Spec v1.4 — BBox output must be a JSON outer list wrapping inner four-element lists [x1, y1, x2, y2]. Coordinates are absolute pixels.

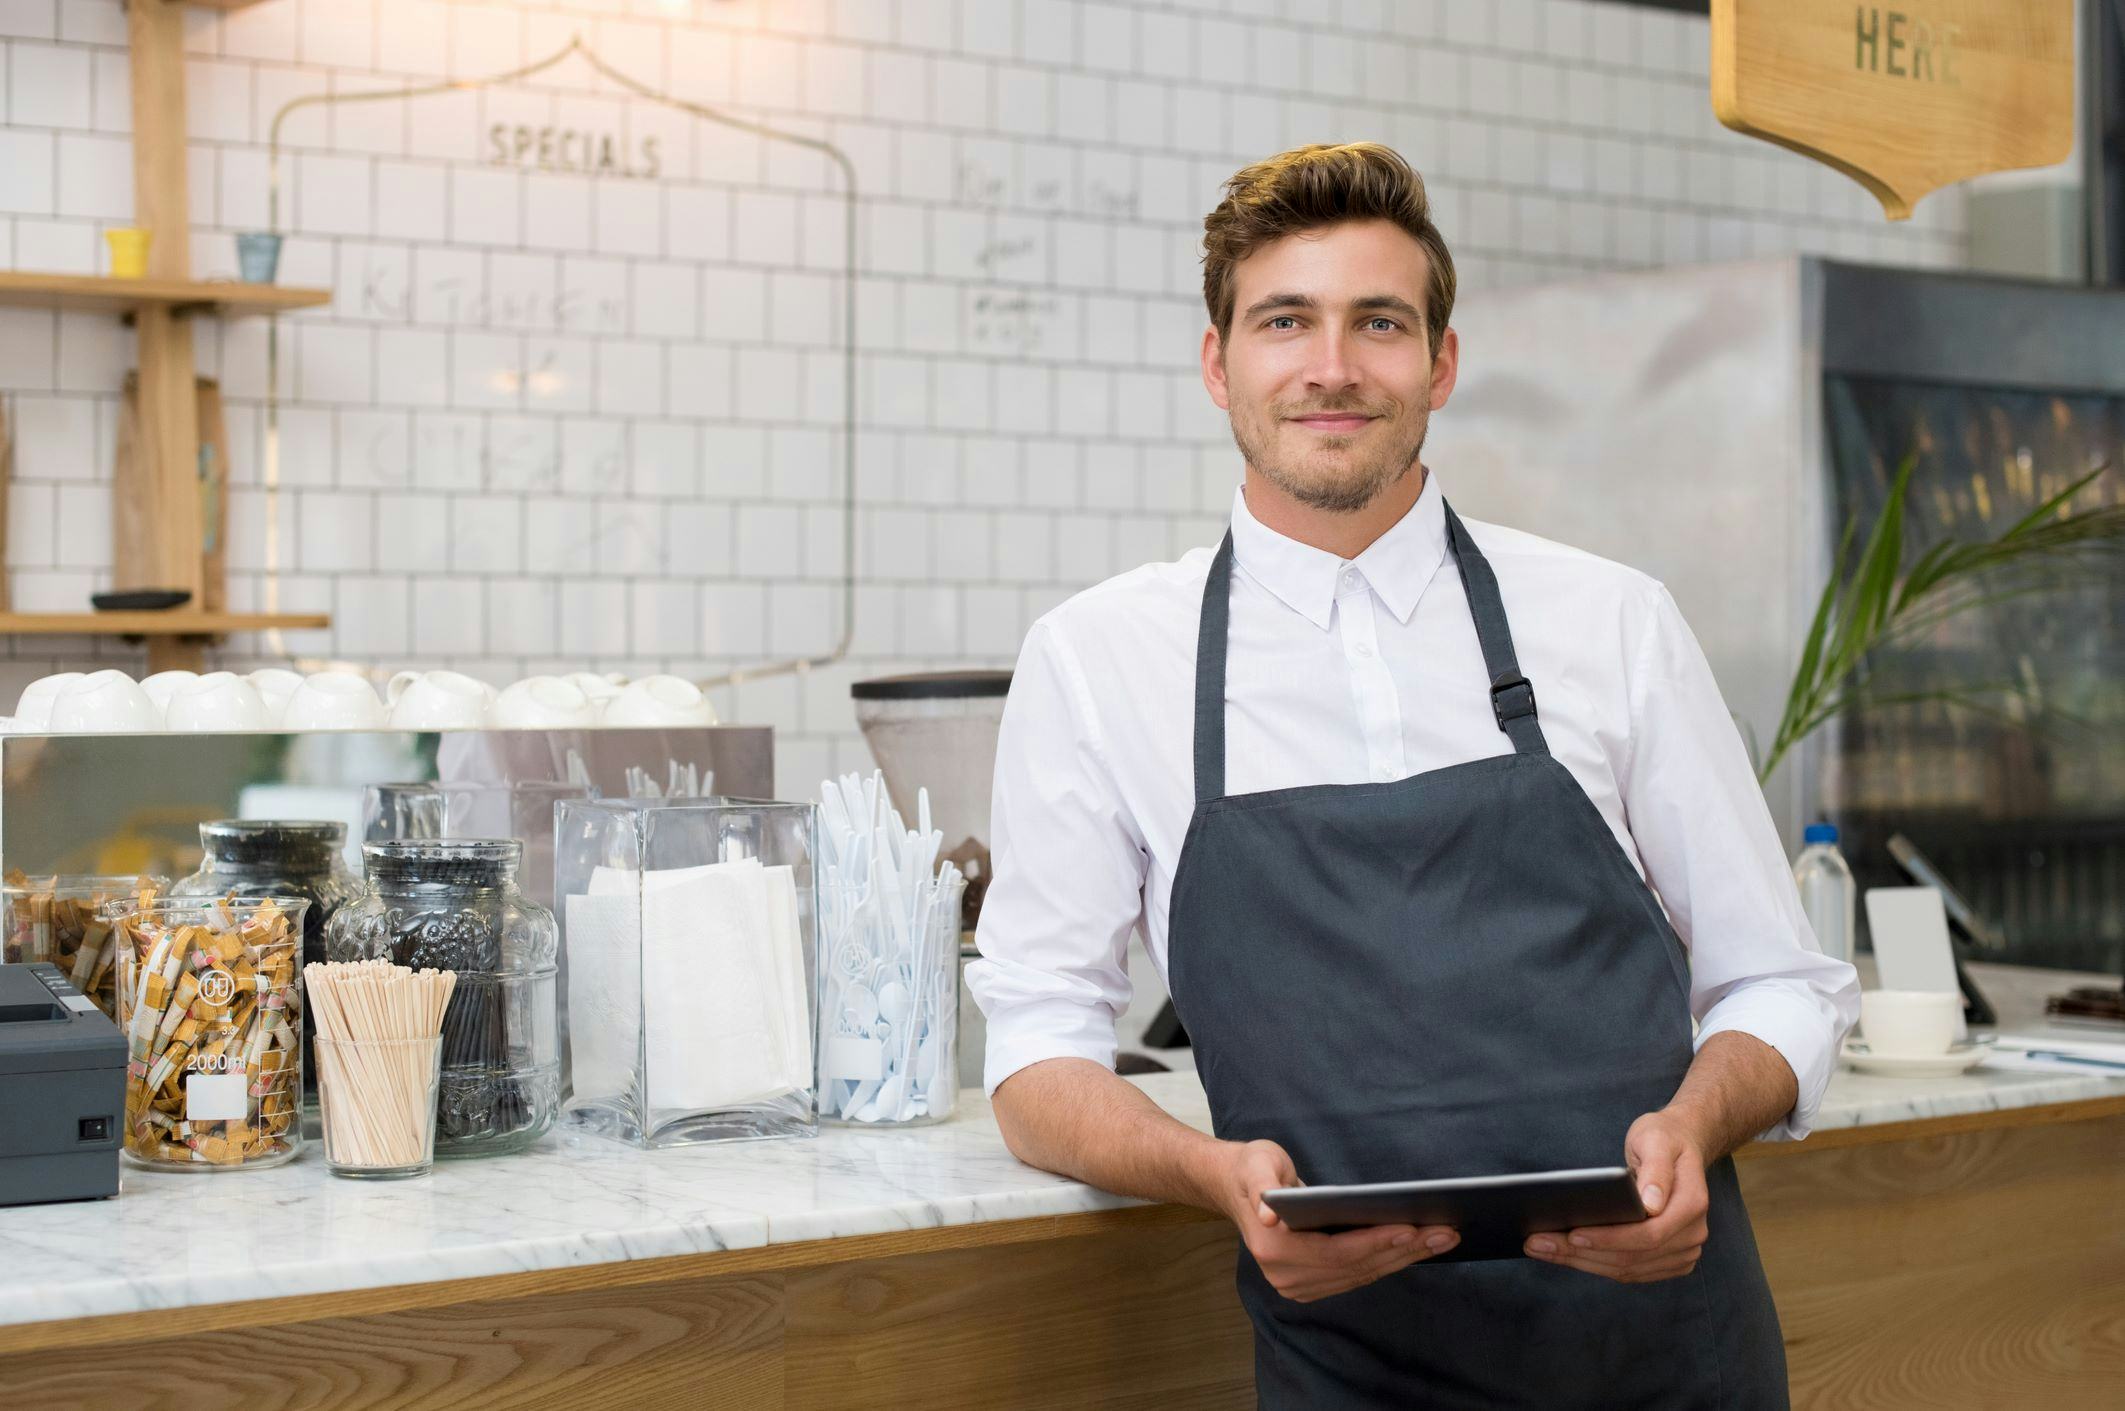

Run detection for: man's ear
[[1427, 326, 1459, 411], [1201, 325, 1232, 411]]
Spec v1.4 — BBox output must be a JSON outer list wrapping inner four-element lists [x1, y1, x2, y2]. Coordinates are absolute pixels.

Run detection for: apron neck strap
[[1195, 532, 1239, 804], [1443, 502, 1549, 759], [1193, 499, 1549, 804]]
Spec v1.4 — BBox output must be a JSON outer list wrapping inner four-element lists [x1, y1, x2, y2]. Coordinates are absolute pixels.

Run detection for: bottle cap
[[1803, 822, 1839, 845]]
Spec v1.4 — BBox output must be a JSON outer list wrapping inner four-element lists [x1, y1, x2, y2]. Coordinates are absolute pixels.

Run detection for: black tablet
[[1262, 1166, 1648, 1263]]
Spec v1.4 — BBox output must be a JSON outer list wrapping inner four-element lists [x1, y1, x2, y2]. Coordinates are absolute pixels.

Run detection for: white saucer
[[1840, 1036, 1993, 1078]]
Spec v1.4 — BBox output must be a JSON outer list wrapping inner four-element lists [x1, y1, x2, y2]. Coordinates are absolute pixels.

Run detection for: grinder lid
[[851, 671, 1012, 701]]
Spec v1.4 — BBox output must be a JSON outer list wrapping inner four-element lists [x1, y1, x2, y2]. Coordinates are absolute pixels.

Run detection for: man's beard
[[1229, 393, 1429, 514]]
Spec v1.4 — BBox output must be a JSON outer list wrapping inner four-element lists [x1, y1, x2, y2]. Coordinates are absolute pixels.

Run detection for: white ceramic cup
[[386, 670, 494, 730], [163, 672, 273, 732], [246, 668, 305, 725], [139, 670, 200, 717], [280, 672, 388, 731], [491, 676, 598, 729], [1858, 989, 1963, 1057], [563, 672, 626, 707], [599, 674, 717, 727], [14, 673, 86, 730], [48, 670, 160, 733]]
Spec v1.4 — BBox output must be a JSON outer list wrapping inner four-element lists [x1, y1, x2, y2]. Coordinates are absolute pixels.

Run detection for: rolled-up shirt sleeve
[[1622, 586, 1861, 1140], [966, 618, 1148, 1095]]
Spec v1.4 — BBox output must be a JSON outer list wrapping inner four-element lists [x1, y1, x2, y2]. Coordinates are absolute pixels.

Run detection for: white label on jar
[[186, 1072, 248, 1121]]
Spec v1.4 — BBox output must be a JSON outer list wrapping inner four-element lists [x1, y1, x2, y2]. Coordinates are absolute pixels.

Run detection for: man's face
[[1202, 219, 1458, 513]]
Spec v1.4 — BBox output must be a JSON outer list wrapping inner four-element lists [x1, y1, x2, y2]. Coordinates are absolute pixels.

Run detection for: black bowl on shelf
[[90, 590, 192, 612]]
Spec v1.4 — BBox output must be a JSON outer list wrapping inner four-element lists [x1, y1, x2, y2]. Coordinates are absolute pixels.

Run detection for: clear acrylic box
[[556, 798, 819, 1147]]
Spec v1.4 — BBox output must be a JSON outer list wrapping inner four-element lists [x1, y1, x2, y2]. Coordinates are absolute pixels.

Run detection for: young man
[[966, 143, 1859, 1408]]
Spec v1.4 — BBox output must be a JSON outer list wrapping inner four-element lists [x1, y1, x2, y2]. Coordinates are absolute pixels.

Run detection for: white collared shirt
[[966, 471, 1860, 1138]]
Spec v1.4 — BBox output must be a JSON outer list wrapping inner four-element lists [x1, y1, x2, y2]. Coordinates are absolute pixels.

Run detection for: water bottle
[[1794, 822, 1856, 964]]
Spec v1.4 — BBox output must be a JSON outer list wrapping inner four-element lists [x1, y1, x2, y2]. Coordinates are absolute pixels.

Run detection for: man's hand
[[1218, 1139, 1460, 1303], [1523, 1111, 1708, 1283]]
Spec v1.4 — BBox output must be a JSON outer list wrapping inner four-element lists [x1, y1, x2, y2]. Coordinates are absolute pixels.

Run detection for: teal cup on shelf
[[235, 231, 283, 283]]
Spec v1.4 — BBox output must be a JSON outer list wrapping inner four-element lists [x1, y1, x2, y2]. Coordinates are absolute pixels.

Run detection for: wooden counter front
[[3, 1096, 2119, 1409]]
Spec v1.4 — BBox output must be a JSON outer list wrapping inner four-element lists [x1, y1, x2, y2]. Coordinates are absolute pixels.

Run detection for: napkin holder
[[557, 797, 819, 1147]]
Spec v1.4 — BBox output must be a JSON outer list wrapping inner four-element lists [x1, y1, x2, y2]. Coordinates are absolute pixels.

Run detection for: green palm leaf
[[1758, 457, 2122, 785]]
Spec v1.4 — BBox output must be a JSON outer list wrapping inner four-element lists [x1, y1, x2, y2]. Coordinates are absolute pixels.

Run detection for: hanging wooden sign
[[1711, 0, 2075, 220]]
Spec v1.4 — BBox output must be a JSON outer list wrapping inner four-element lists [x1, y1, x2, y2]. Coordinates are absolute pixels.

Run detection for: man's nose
[[1302, 327, 1359, 393]]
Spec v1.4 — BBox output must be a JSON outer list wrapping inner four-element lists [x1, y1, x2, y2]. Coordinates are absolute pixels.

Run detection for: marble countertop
[[5, 1039, 2122, 1331]]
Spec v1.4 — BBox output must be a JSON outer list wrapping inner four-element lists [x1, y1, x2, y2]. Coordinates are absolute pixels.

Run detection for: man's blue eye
[[1367, 318, 1399, 332], [1268, 316, 1298, 330]]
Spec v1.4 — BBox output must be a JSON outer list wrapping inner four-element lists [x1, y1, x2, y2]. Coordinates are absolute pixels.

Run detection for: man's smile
[[1289, 413, 1377, 433]]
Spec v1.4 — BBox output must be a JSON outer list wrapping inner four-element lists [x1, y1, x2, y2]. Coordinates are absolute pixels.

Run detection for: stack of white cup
[[4, 669, 720, 733]]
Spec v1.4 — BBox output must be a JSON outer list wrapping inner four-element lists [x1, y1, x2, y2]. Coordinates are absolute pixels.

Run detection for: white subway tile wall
[[1, 0, 1967, 791]]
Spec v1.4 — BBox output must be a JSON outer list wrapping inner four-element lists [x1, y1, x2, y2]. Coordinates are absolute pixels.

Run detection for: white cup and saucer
[[1841, 990, 1993, 1077], [246, 668, 305, 725], [139, 670, 200, 718], [563, 672, 626, 712], [490, 676, 599, 729], [281, 672, 388, 731], [386, 670, 495, 730], [163, 672, 274, 732], [48, 670, 161, 733], [598, 674, 717, 727], [14, 673, 87, 731]]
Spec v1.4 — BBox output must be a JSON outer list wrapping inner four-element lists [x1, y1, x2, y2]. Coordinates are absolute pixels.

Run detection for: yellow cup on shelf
[[104, 227, 152, 278]]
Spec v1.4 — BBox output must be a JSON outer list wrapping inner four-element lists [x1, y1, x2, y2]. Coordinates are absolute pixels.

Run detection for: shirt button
[[1343, 569, 1362, 591], [1353, 641, 1374, 658], [1375, 764, 1396, 781]]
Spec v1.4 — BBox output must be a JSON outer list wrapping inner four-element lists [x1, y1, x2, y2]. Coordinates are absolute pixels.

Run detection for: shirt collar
[[1228, 468, 1450, 630]]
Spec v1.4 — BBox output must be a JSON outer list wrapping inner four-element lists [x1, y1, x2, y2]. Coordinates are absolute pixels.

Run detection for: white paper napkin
[[577, 859, 812, 1113], [562, 890, 642, 1103]]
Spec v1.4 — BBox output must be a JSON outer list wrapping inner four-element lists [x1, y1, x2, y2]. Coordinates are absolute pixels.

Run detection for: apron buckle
[[1490, 672, 1538, 726]]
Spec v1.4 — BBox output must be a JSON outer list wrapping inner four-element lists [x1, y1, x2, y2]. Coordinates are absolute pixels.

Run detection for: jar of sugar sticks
[[4, 872, 166, 1023], [107, 894, 308, 1171]]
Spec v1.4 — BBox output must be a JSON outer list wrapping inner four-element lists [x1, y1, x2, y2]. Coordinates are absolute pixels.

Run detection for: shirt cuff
[[1695, 983, 1844, 1142], [981, 998, 1120, 1097]]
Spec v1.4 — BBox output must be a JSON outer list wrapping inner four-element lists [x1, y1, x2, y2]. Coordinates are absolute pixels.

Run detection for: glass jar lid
[[362, 838, 521, 887], [199, 820, 346, 870]]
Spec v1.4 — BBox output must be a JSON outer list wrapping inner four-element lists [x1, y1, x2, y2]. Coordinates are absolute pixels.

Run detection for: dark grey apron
[[1165, 504, 1788, 1409]]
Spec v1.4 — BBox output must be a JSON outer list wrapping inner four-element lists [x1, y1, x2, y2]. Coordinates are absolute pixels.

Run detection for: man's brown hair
[[1201, 142, 1456, 357]]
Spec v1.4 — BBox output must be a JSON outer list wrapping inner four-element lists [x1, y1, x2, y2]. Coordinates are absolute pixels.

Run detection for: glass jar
[[555, 797, 821, 1148], [3, 873, 166, 1022], [171, 821, 359, 1097], [108, 895, 307, 1171], [817, 870, 964, 1127], [170, 821, 359, 972], [327, 840, 560, 1158]]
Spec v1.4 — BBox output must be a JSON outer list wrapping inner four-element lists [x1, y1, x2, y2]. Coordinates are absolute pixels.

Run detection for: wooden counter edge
[[1736, 1090, 2125, 1158], [8, 1089, 2122, 1357], [0, 1201, 1224, 1355]]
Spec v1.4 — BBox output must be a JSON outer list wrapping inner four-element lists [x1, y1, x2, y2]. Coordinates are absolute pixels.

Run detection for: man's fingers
[[1626, 1129, 1681, 1217], [1322, 1222, 1422, 1259], [1565, 1206, 1705, 1252]]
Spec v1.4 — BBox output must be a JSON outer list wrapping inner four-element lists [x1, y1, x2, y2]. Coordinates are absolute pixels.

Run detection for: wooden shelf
[[0, 613, 330, 637], [0, 272, 330, 320]]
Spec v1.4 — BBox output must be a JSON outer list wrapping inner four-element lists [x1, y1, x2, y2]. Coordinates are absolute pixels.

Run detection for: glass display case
[[1822, 374, 2125, 974]]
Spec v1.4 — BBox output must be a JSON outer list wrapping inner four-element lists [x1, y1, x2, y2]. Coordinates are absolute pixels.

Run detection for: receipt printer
[[0, 963, 124, 1206]]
